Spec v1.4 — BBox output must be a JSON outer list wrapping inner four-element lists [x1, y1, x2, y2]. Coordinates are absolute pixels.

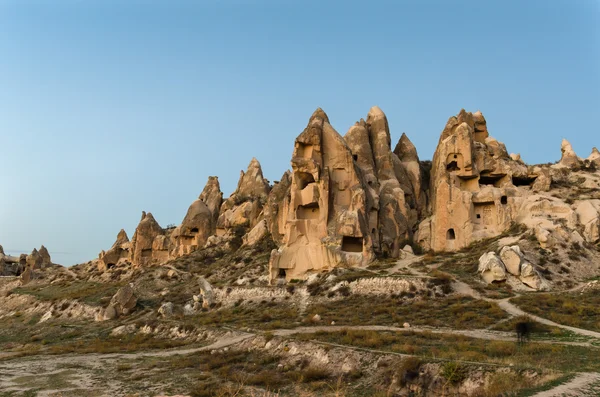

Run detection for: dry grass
[[182, 301, 300, 330], [294, 329, 600, 372], [511, 292, 600, 332], [305, 295, 507, 329], [11, 281, 122, 306]]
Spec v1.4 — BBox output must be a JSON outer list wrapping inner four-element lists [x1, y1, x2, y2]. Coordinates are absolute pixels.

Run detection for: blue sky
[[0, 0, 598, 265]]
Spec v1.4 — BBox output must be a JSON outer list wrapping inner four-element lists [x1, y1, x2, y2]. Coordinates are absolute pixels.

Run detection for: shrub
[[441, 361, 467, 384]]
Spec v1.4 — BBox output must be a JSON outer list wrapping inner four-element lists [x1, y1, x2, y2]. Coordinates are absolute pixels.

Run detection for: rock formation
[[587, 148, 600, 167], [268, 108, 374, 282], [38, 245, 52, 268], [216, 158, 269, 236], [264, 171, 292, 245], [98, 229, 130, 270], [103, 284, 137, 320], [478, 252, 506, 284], [558, 139, 581, 168], [170, 176, 224, 258], [420, 109, 550, 252], [87, 105, 599, 291], [268, 107, 422, 282], [130, 212, 166, 267]]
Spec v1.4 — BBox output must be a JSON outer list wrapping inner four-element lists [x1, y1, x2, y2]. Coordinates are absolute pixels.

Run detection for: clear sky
[[0, 0, 598, 266]]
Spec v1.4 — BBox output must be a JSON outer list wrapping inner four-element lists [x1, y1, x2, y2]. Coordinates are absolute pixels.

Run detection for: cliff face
[[91, 106, 600, 283]]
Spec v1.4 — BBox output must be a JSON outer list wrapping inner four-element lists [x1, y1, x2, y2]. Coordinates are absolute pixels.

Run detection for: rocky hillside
[[67, 106, 600, 289], [1, 107, 600, 397]]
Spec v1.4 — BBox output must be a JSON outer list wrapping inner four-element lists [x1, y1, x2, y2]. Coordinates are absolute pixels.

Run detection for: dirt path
[[531, 372, 600, 397], [271, 325, 593, 347], [448, 275, 600, 340], [0, 331, 254, 396]]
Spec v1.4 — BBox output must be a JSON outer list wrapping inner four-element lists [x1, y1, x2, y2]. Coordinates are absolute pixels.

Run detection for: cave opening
[[341, 236, 363, 253]]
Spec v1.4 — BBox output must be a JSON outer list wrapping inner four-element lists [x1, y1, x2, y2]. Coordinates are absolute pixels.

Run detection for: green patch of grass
[[511, 292, 600, 333]]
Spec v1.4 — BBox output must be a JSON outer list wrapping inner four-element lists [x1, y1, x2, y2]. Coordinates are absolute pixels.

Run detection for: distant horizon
[[1, 0, 598, 266]]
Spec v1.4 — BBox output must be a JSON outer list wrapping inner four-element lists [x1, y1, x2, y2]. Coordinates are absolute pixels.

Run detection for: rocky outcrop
[[268, 108, 375, 282], [130, 212, 166, 267], [574, 200, 600, 243], [199, 176, 224, 229], [423, 109, 549, 252], [216, 158, 269, 235], [26, 249, 42, 270], [264, 171, 292, 245], [170, 176, 224, 258], [558, 139, 581, 168], [99, 229, 130, 270], [367, 106, 413, 257], [587, 148, 600, 167], [38, 246, 52, 268]]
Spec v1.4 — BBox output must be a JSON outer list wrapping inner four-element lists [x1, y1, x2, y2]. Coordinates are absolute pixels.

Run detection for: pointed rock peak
[[116, 229, 129, 243], [310, 108, 329, 123], [143, 212, 158, 225], [457, 108, 474, 126], [367, 106, 386, 121], [561, 139, 575, 154], [140, 211, 147, 221], [233, 158, 270, 199], [200, 176, 220, 194], [30, 248, 39, 256], [394, 133, 419, 162], [249, 157, 261, 167], [587, 147, 600, 164], [39, 245, 49, 255]]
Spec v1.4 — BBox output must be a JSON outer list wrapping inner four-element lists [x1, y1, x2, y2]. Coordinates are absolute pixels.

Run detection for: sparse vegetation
[[305, 295, 507, 329], [511, 292, 600, 333]]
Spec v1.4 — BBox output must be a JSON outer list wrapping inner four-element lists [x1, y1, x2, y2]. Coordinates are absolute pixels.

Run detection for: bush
[[441, 361, 467, 384]]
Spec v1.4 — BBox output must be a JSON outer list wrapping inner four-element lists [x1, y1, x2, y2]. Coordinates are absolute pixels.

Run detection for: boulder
[[499, 245, 524, 276], [102, 305, 117, 321], [109, 284, 137, 316], [243, 220, 269, 246], [574, 200, 600, 243], [520, 262, 546, 290], [158, 302, 174, 317], [478, 252, 507, 284], [198, 277, 214, 309]]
